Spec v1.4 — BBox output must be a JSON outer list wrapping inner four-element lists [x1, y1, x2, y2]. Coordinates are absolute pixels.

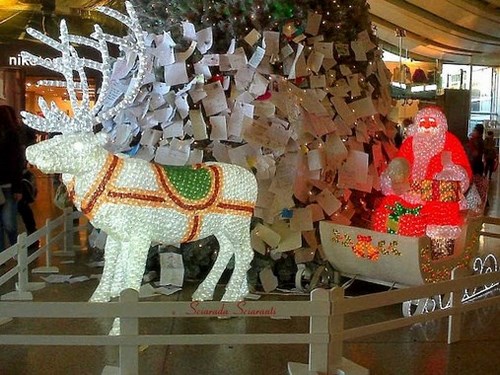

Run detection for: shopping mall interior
[[0, 1, 499, 374]]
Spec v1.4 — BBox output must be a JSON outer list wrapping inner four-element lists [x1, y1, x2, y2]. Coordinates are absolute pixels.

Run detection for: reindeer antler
[[21, 1, 147, 134]]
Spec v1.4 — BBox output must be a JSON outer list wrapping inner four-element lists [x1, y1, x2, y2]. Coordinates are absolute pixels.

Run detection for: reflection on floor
[[0, 168, 499, 375]]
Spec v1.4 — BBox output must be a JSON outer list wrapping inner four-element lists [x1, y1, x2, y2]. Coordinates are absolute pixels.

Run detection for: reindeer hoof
[[192, 288, 213, 301], [221, 291, 245, 302], [89, 295, 110, 303]]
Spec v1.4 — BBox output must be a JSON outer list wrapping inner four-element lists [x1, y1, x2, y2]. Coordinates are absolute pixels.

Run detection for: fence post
[[119, 289, 140, 375], [1, 234, 33, 301], [309, 288, 330, 373], [328, 287, 345, 374], [448, 267, 465, 344], [56, 207, 76, 257], [32, 218, 59, 274]]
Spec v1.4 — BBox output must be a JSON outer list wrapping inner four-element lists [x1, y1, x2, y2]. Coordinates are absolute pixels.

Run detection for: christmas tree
[[101, 0, 396, 291]]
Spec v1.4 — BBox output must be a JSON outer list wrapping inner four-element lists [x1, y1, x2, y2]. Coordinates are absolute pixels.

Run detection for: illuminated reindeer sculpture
[[22, 3, 257, 332]]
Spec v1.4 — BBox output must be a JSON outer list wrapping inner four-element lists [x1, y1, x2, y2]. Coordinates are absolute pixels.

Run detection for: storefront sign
[[8, 54, 34, 66]]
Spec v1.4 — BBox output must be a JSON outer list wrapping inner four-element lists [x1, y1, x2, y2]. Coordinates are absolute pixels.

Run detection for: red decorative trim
[[82, 155, 119, 215], [184, 215, 201, 242], [107, 191, 166, 203], [217, 202, 254, 214]]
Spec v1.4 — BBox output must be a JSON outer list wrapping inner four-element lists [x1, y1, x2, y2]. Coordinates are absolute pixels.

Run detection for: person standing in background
[[0, 105, 24, 252], [483, 130, 498, 180], [466, 123, 485, 176]]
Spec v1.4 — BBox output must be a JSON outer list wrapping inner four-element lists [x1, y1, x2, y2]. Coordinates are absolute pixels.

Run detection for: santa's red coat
[[372, 132, 472, 236]]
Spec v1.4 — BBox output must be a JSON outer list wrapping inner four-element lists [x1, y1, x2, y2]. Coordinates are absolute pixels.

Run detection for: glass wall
[[442, 64, 499, 135]]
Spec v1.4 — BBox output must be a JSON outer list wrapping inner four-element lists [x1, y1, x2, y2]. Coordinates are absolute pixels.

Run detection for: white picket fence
[[0, 211, 499, 375], [0, 207, 85, 302]]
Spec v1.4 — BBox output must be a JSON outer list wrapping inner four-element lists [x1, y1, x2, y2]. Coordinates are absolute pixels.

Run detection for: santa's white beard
[[411, 131, 446, 180]]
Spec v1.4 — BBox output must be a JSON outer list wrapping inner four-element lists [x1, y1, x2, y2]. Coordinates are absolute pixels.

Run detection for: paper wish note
[[194, 61, 212, 79], [164, 62, 189, 86], [202, 81, 228, 116], [307, 148, 325, 171], [154, 31, 176, 66], [339, 64, 352, 77], [314, 42, 334, 59], [309, 74, 326, 89], [315, 188, 342, 216], [200, 54, 220, 66], [259, 267, 278, 293], [154, 139, 192, 166], [182, 21, 197, 40], [253, 223, 281, 248], [307, 51, 324, 73], [335, 43, 350, 57], [344, 150, 369, 185], [290, 206, 314, 232], [272, 222, 302, 253], [162, 120, 184, 139], [308, 203, 325, 222], [350, 40, 367, 61], [263, 31, 280, 56], [41, 274, 73, 283], [159, 252, 184, 287], [209, 115, 228, 141], [305, 11, 322, 36], [329, 78, 351, 97], [244, 29, 261, 47], [140, 128, 162, 146], [249, 46, 266, 69], [228, 51, 248, 70], [349, 96, 378, 118], [357, 30, 377, 52], [331, 96, 357, 125], [196, 27, 213, 54], [189, 109, 209, 140], [287, 43, 304, 80], [295, 247, 316, 264], [251, 231, 267, 255], [347, 73, 362, 98]]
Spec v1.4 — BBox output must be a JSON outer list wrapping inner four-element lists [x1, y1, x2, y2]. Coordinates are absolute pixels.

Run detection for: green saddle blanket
[[162, 165, 213, 201]]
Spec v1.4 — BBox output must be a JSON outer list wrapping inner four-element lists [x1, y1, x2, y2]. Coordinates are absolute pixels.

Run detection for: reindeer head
[[26, 132, 108, 175], [21, 1, 147, 174]]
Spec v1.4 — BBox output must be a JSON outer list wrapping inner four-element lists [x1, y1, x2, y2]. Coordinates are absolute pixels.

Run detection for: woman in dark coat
[[0, 105, 24, 252]]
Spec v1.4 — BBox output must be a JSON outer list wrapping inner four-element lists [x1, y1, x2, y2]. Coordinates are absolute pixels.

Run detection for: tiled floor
[[0, 168, 499, 375]]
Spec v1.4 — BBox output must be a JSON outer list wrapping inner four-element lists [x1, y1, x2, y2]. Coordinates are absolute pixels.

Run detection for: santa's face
[[416, 115, 440, 135]]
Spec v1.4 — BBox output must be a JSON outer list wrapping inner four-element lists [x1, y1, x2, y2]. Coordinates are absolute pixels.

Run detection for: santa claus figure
[[373, 106, 472, 255]]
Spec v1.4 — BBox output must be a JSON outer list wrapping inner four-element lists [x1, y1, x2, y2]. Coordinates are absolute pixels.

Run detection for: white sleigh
[[319, 217, 484, 289]]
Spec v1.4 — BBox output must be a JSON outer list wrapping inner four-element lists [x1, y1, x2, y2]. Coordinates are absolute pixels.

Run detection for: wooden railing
[[0, 213, 499, 374]]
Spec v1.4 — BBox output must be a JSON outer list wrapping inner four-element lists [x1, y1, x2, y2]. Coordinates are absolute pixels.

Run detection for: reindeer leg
[[89, 236, 121, 303], [192, 232, 234, 301], [108, 236, 150, 336], [222, 219, 253, 302], [110, 236, 151, 298]]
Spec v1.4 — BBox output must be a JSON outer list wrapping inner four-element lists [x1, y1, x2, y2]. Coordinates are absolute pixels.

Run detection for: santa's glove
[[434, 152, 470, 192]]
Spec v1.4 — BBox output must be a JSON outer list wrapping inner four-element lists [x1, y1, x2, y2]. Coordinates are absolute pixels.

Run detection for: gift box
[[412, 179, 461, 202], [372, 199, 426, 237]]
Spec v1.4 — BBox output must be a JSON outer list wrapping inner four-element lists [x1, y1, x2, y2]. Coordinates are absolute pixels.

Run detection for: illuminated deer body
[[21, 2, 257, 333], [26, 133, 257, 303]]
